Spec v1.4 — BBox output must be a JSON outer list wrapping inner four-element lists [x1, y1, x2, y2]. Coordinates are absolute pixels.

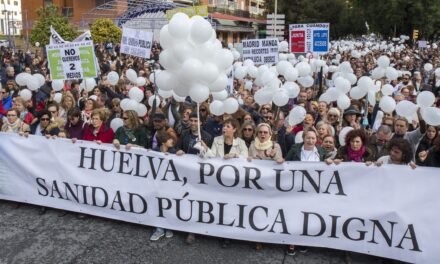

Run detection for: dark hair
[[388, 138, 413, 164], [433, 134, 440, 151], [67, 107, 81, 118], [345, 129, 367, 146], [223, 118, 240, 138], [38, 109, 52, 120]]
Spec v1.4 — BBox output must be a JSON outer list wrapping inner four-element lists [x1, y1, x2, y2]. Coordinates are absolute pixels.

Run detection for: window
[[13, 1, 17, 5], [44, 0, 53, 6], [62, 7, 73, 17]]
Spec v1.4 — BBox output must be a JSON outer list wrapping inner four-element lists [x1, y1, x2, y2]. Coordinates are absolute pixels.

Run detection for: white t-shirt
[[301, 146, 320, 162]]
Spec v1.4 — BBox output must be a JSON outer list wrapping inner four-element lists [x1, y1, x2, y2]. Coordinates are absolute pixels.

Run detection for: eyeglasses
[[262, 107, 270, 111], [113, 105, 120, 108], [7, 114, 16, 117], [259, 131, 269, 134], [243, 128, 253, 132], [328, 114, 338, 118], [40, 118, 50, 121]]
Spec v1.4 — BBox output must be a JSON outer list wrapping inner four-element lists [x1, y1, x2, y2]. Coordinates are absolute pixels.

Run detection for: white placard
[[242, 38, 279, 65], [121, 28, 153, 58], [0, 132, 439, 264]]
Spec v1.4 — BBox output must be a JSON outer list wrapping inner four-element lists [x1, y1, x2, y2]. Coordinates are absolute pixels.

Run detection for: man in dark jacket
[[176, 113, 213, 155]]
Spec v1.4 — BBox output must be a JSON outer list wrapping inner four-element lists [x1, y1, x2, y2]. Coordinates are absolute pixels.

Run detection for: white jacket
[[205, 136, 249, 159]]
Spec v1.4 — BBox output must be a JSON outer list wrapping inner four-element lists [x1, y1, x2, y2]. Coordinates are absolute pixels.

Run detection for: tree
[[90, 18, 122, 44], [30, 4, 78, 46]]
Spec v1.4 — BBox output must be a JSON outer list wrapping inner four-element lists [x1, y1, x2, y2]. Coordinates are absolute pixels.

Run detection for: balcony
[[208, 6, 264, 19]]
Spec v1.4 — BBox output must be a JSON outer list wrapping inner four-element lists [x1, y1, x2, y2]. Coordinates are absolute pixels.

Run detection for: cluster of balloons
[[149, 12, 236, 115], [15, 72, 46, 101]]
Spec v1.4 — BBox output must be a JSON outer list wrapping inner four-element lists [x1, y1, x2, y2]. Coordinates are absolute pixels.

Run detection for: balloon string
[[197, 103, 201, 142]]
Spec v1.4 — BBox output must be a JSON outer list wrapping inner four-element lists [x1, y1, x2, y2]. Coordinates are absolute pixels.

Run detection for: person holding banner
[[82, 109, 114, 144], [248, 123, 283, 163], [375, 138, 417, 169], [113, 110, 149, 150], [328, 129, 375, 164], [1, 108, 30, 135], [418, 135, 440, 167]]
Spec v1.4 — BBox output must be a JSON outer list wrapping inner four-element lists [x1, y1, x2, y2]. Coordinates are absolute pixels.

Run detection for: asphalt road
[[0, 201, 390, 264]]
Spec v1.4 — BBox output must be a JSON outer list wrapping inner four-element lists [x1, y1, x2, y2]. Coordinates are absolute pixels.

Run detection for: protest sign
[[46, 41, 98, 80], [242, 38, 279, 65], [289, 24, 307, 53], [289, 23, 330, 54], [0, 133, 439, 263], [121, 28, 153, 59]]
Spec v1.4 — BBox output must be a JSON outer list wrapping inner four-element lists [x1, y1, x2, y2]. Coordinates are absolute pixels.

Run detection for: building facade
[[0, 0, 22, 35]]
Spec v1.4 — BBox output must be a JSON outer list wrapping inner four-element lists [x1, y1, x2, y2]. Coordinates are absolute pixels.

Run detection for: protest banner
[[0, 132, 439, 264], [289, 23, 330, 54], [289, 24, 307, 53], [242, 38, 279, 65], [46, 41, 98, 80], [121, 28, 153, 59]]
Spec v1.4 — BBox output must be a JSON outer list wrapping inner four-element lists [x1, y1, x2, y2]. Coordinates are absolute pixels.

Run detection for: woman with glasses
[[82, 109, 114, 144], [109, 98, 122, 120], [31, 110, 60, 136], [1, 108, 30, 134], [248, 123, 283, 163], [113, 110, 148, 150], [240, 121, 256, 148], [175, 106, 193, 136]]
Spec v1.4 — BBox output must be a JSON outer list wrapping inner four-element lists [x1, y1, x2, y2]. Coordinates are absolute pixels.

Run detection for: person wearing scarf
[[326, 129, 374, 165], [1, 108, 30, 134], [248, 123, 283, 163]]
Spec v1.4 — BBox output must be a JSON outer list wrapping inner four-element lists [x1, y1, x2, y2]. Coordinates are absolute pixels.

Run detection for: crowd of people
[[0, 37, 440, 261]]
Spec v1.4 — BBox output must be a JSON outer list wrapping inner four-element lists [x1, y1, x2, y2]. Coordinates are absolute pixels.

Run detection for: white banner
[[121, 28, 153, 59], [242, 38, 279, 65], [0, 132, 439, 264]]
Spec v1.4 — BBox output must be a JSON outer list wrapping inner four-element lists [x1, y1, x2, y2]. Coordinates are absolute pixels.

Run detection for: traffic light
[[413, 29, 419, 40]]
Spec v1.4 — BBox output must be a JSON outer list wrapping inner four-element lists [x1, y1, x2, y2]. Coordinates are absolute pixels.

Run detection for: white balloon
[[136, 77, 147, 87], [108, 71, 119, 86], [155, 71, 172, 91], [189, 83, 210, 103], [33, 74, 46, 87], [272, 89, 289, 107], [326, 88, 341, 101], [357, 76, 374, 93], [276, 61, 292, 76], [84, 78, 96, 92], [254, 89, 273, 105], [334, 77, 351, 94], [110, 118, 124, 132], [381, 84, 394, 96], [136, 103, 148, 117], [26, 76, 40, 91], [172, 92, 186, 102], [297, 76, 314, 88], [349, 86, 366, 100], [243, 59, 254, 67], [18, 89, 32, 101], [53, 92, 63, 104], [247, 66, 258, 78], [52, 79, 64, 91], [288, 106, 306, 126], [377, 56, 390, 68], [339, 127, 354, 146], [234, 66, 248, 80], [223, 97, 239, 114], [213, 49, 234, 71], [294, 131, 304, 144], [158, 89, 173, 99], [379, 96, 396, 113], [371, 67, 386, 79], [209, 74, 228, 92], [125, 99, 139, 111], [424, 63, 433, 72], [338, 61, 353, 73], [128, 86, 144, 103], [212, 90, 228, 101], [209, 100, 225, 116], [181, 58, 202, 82], [159, 49, 180, 71], [120, 98, 131, 111], [417, 91, 435, 108], [201, 63, 220, 84], [190, 16, 212, 44], [148, 96, 161, 108], [283, 82, 300, 98], [159, 25, 174, 50], [385, 67, 398, 81], [395, 100, 418, 117], [168, 12, 190, 39], [126, 69, 138, 83], [435, 68, 440, 78], [295, 61, 311, 77], [337, 94, 351, 110], [15, 73, 31, 87], [421, 107, 440, 126], [368, 91, 376, 106], [284, 67, 299, 82]]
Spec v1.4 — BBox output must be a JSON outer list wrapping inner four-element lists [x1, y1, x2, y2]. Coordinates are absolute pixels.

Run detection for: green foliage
[[90, 18, 122, 44], [30, 4, 78, 46], [265, 0, 440, 39]]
